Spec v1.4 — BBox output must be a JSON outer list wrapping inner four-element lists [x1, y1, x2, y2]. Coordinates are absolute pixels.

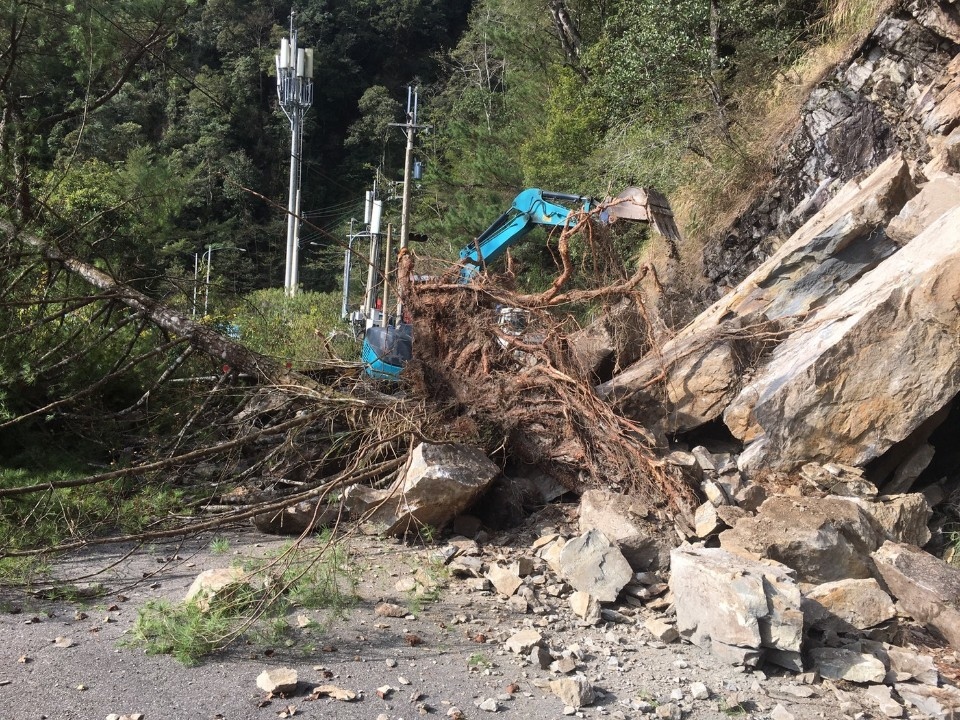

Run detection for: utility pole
[[276, 12, 314, 297], [391, 87, 430, 254]]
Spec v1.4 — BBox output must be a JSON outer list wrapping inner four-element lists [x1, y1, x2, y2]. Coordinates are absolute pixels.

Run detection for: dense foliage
[[0, 0, 849, 478]]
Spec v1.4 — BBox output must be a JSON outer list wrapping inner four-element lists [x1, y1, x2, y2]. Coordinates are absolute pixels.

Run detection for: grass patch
[[129, 534, 359, 665]]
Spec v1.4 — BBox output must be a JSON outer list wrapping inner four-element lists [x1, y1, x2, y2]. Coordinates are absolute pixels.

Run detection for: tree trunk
[[2, 219, 329, 392], [548, 0, 589, 81]]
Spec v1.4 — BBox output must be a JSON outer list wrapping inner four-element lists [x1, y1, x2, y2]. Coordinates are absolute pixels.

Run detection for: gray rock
[[810, 647, 886, 684], [504, 628, 542, 654], [184, 567, 251, 612], [720, 495, 883, 583], [872, 541, 960, 650], [256, 667, 298, 694], [568, 591, 601, 624], [851, 493, 931, 547], [530, 645, 552, 669], [578, 490, 674, 571], [896, 682, 960, 720], [886, 645, 939, 685], [345, 443, 498, 536], [558, 529, 634, 602], [477, 698, 499, 712], [730, 204, 960, 476], [694, 502, 723, 538], [644, 617, 679, 643], [549, 676, 595, 708], [670, 546, 803, 668], [803, 578, 896, 633], [252, 499, 340, 536], [866, 684, 904, 718], [487, 564, 523, 597]]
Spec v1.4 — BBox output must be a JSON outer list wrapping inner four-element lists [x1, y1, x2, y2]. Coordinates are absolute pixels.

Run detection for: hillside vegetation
[[0, 0, 888, 555]]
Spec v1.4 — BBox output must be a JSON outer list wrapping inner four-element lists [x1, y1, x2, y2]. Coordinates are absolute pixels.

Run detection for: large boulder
[[871, 541, 960, 650], [727, 204, 960, 475], [802, 578, 896, 635], [558, 529, 634, 602], [344, 443, 498, 536], [720, 495, 883, 584], [578, 489, 674, 571], [600, 154, 916, 436], [670, 546, 804, 670]]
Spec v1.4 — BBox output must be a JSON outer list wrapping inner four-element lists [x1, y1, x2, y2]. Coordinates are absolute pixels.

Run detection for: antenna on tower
[[276, 10, 314, 297]]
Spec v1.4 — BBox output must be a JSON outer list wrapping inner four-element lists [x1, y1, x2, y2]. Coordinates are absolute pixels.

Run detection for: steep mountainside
[[703, 0, 960, 293]]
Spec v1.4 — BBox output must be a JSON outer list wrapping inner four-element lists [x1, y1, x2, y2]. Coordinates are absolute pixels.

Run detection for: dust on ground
[[1, 517, 871, 720]]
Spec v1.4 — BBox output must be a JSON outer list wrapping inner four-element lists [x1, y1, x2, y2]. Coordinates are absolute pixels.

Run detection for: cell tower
[[276, 11, 314, 297]]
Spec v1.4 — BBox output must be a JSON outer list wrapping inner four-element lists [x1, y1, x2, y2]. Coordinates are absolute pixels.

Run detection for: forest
[[0, 0, 878, 565]]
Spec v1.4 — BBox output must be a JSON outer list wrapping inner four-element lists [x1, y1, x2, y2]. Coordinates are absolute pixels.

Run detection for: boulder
[[720, 495, 883, 584], [252, 500, 341, 536], [345, 443, 498, 536], [549, 676, 595, 708], [670, 546, 803, 669], [850, 493, 931, 547], [871, 541, 960, 649], [184, 567, 252, 612], [569, 591, 601, 624], [802, 578, 896, 634], [886, 174, 960, 244], [578, 490, 674, 571], [568, 298, 648, 381], [887, 645, 939, 685], [504, 628, 542, 654], [728, 205, 960, 476], [558, 529, 634, 602], [896, 683, 960, 720], [810, 647, 886, 684], [487, 564, 523, 598]]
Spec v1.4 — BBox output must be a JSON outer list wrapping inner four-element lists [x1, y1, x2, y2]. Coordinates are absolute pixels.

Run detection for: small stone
[[478, 698, 499, 712], [771, 703, 795, 720], [654, 702, 681, 720], [256, 667, 298, 694], [386, 658, 397, 668], [866, 684, 903, 718], [551, 657, 578, 674], [54, 636, 75, 648], [504, 628, 542, 654], [670, 688, 684, 701], [311, 685, 357, 702], [487, 564, 524, 597], [644, 617, 679, 643], [395, 577, 418, 592], [530, 645, 552, 669], [398, 676, 411, 685], [375, 602, 407, 618], [507, 595, 529, 614], [690, 682, 709, 700], [549, 676, 595, 708], [569, 592, 601, 624]]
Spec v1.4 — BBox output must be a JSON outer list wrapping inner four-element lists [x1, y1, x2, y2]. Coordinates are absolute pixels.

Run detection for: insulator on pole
[[364, 191, 373, 225]]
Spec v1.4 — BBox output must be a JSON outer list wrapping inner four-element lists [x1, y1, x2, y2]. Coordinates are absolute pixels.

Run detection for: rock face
[[871, 541, 960, 649], [702, 3, 960, 291], [578, 490, 674, 571], [670, 546, 804, 669], [728, 204, 960, 475], [558, 529, 634, 602], [719, 496, 883, 584], [344, 443, 498, 536]]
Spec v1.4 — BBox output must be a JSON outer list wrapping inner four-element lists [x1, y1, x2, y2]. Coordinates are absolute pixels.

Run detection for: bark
[[548, 0, 589, 81]]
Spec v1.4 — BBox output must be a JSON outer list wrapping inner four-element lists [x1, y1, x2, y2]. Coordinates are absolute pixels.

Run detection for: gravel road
[[0, 522, 889, 720]]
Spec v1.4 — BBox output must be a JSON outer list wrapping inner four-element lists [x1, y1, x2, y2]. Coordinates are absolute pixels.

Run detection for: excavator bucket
[[602, 187, 682, 245]]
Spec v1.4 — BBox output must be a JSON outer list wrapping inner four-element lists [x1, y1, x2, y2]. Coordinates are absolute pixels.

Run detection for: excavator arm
[[459, 189, 596, 281]]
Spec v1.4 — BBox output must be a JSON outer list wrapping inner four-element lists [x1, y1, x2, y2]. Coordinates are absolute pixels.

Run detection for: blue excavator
[[357, 186, 679, 379]]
